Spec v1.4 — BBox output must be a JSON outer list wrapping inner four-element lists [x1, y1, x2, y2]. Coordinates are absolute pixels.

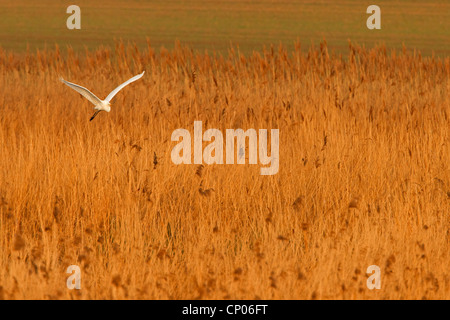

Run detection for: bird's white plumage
[[105, 71, 145, 102], [59, 71, 145, 120], [59, 78, 103, 107]]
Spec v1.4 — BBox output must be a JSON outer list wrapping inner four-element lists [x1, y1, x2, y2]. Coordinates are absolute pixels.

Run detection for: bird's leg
[[90, 110, 101, 121]]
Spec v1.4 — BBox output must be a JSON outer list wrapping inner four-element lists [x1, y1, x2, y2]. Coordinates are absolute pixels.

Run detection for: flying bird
[[60, 71, 145, 121]]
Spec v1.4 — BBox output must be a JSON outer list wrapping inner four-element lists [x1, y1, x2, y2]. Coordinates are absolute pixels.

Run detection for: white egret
[[60, 71, 145, 121]]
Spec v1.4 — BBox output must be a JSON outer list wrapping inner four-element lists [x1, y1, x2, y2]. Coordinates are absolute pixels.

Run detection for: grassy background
[[0, 41, 449, 299], [0, 0, 449, 55], [0, 0, 449, 300]]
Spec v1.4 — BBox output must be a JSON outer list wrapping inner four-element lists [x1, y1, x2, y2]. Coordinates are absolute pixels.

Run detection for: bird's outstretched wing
[[105, 71, 145, 102], [60, 77, 103, 107]]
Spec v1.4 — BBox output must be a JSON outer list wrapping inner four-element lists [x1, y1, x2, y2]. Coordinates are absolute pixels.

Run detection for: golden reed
[[0, 40, 448, 299]]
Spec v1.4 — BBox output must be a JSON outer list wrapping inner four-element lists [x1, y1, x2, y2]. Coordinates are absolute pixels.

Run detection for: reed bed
[[0, 40, 448, 299]]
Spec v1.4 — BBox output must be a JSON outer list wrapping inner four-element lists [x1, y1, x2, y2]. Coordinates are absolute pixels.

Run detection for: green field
[[0, 0, 449, 55]]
